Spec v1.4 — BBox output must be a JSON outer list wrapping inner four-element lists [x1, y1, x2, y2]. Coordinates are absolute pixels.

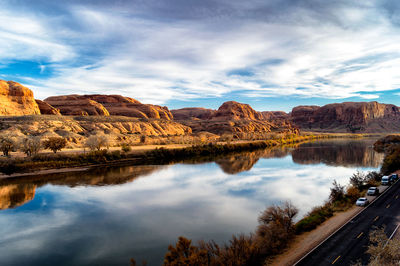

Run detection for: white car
[[356, 197, 369, 207], [367, 187, 379, 196]]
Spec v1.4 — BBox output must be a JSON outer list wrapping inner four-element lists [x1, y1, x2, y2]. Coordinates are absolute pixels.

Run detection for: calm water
[[0, 138, 383, 265]]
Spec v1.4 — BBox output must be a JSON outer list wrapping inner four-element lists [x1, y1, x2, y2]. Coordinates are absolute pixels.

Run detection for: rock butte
[[291, 101, 400, 133], [0, 80, 40, 115], [44, 94, 173, 120], [1, 80, 400, 135]]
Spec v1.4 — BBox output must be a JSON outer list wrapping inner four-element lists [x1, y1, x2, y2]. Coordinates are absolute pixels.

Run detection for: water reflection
[[0, 184, 36, 210], [0, 138, 383, 265], [292, 139, 384, 168], [0, 138, 382, 210]]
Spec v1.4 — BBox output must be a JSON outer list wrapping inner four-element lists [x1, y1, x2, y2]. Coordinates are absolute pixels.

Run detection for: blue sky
[[1, 0, 400, 112]]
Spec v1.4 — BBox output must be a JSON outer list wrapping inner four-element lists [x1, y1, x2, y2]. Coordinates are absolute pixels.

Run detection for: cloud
[[1, 1, 400, 106]]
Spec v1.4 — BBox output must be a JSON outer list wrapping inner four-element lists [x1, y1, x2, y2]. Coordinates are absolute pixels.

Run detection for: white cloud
[[2, 2, 400, 105]]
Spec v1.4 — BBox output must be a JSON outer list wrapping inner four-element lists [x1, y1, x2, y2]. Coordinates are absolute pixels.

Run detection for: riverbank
[[0, 133, 381, 177], [0, 133, 380, 177], [270, 170, 399, 265]]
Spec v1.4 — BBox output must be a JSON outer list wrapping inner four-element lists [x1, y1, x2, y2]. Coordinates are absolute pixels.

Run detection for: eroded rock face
[[35, 99, 61, 115], [0, 80, 40, 115], [174, 101, 298, 135], [291, 102, 400, 132], [171, 108, 217, 120], [261, 111, 290, 120], [213, 101, 263, 120], [44, 95, 110, 116], [44, 94, 173, 120]]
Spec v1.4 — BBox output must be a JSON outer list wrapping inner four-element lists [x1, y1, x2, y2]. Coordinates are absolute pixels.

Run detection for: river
[[0, 138, 383, 265]]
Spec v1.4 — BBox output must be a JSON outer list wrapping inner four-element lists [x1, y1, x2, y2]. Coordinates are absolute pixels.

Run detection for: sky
[[1, 0, 400, 112]]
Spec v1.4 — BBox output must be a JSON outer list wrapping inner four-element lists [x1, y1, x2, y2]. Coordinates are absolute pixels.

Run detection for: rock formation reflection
[[291, 139, 384, 168], [215, 146, 291, 174], [0, 184, 36, 210], [0, 138, 383, 210], [0, 165, 163, 210]]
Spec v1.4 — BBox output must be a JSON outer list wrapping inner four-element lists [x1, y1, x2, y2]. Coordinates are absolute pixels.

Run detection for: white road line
[[293, 177, 400, 266]]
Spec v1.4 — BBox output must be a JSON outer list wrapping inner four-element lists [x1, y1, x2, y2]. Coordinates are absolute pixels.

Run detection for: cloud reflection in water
[[0, 138, 382, 265]]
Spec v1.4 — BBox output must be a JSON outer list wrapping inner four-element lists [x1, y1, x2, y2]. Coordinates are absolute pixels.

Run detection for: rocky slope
[[44, 94, 173, 120], [173, 101, 298, 136], [35, 99, 61, 115], [0, 116, 192, 147], [291, 101, 400, 133], [0, 80, 40, 115], [212, 101, 264, 120], [44, 95, 110, 116], [171, 107, 216, 120]]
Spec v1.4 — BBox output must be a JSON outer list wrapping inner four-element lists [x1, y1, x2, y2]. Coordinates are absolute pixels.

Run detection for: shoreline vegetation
[[0, 132, 380, 176], [146, 170, 383, 266], [151, 135, 398, 266]]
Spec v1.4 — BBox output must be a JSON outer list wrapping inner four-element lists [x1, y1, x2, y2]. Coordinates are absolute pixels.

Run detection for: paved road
[[296, 180, 400, 266]]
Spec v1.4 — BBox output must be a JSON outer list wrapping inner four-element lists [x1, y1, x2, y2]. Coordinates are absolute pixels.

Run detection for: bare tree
[[85, 135, 109, 151], [256, 201, 299, 256], [20, 136, 41, 157], [0, 135, 16, 157]]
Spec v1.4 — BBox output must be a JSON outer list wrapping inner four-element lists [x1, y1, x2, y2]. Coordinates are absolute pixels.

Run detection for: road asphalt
[[295, 179, 400, 266]]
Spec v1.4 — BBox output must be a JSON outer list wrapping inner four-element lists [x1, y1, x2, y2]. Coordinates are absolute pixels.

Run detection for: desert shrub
[[346, 185, 362, 202], [43, 137, 67, 153], [295, 205, 333, 234], [20, 136, 41, 157], [381, 146, 400, 175], [85, 134, 109, 151], [256, 201, 298, 256], [163, 236, 208, 266], [329, 180, 345, 203], [349, 171, 367, 190], [202, 234, 261, 266], [121, 143, 131, 152], [365, 171, 382, 185], [0, 135, 16, 157]]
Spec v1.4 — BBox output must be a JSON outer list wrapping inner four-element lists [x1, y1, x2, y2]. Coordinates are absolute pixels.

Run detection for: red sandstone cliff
[[171, 107, 216, 120], [35, 99, 61, 115], [291, 101, 400, 132], [44, 94, 173, 120], [173, 101, 298, 135], [0, 80, 40, 115]]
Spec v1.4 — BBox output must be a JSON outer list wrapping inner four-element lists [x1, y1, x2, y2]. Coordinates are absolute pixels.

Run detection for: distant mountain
[[291, 101, 400, 133]]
